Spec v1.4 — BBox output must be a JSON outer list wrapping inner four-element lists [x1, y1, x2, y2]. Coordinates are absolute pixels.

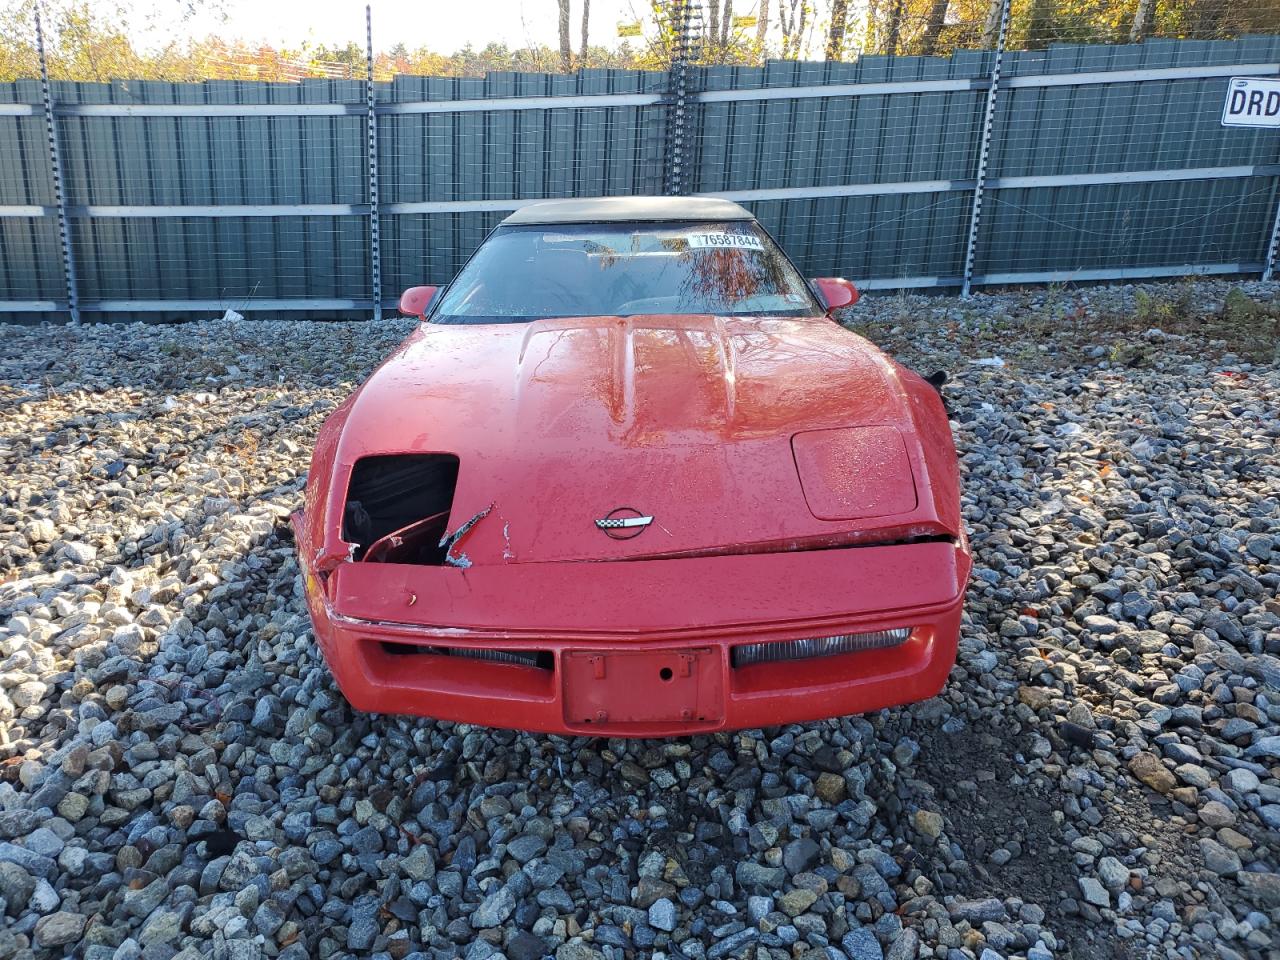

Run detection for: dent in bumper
[[295, 519, 970, 736]]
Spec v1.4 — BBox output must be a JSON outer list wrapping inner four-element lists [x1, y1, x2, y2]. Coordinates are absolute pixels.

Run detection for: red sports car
[[294, 197, 968, 736]]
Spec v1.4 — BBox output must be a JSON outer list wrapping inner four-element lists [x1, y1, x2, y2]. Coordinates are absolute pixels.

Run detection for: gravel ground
[[0, 279, 1277, 960]]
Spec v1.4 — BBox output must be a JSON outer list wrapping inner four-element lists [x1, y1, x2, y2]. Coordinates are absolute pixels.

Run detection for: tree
[[825, 0, 849, 59], [1129, 0, 1155, 40], [863, 0, 880, 53], [705, 0, 735, 53], [556, 0, 572, 71], [917, 0, 950, 55], [16, 0, 1280, 85], [702, 0, 744, 62], [884, 0, 903, 54], [980, 0, 1004, 47], [1024, 0, 1055, 48], [777, 0, 809, 59]]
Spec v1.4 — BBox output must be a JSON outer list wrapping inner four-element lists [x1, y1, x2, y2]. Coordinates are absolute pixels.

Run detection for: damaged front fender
[[437, 502, 495, 569]]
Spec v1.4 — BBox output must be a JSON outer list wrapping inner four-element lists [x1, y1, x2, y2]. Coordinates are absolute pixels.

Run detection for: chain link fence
[[0, 0, 1278, 322]]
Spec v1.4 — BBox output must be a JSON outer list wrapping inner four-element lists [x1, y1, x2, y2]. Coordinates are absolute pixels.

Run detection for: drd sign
[[1222, 77, 1280, 128]]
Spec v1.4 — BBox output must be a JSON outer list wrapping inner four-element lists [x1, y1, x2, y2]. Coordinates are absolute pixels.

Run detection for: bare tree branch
[[557, 0, 572, 71]]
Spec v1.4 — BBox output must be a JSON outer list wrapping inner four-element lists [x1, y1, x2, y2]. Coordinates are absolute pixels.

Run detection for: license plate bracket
[[562, 648, 724, 726]]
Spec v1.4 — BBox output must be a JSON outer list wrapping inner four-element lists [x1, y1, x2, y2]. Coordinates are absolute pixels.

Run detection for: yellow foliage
[[1, 0, 1278, 84]]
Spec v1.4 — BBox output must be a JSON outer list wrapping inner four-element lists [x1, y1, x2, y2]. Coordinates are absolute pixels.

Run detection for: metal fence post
[[1262, 78, 1280, 283], [663, 0, 699, 197], [1264, 196, 1280, 282], [35, 5, 80, 323], [365, 4, 382, 322], [960, 0, 1011, 298]]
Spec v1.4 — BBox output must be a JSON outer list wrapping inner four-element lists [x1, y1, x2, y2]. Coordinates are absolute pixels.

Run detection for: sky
[[135, 0, 779, 54]]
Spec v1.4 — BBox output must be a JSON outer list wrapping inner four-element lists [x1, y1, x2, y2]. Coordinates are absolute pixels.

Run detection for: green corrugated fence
[[1, 36, 1279, 322]]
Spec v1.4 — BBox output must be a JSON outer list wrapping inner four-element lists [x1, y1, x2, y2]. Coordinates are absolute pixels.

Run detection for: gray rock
[[62, 542, 97, 565], [556, 944, 605, 960], [948, 898, 1005, 923], [842, 926, 885, 960], [34, 911, 86, 948], [1244, 736, 1280, 760], [1097, 856, 1129, 892], [0, 842, 54, 878], [747, 895, 772, 923], [735, 861, 787, 891], [886, 928, 920, 960], [400, 844, 435, 881], [1078, 877, 1110, 907], [254, 900, 286, 937], [471, 884, 517, 928], [347, 895, 379, 951], [1236, 872, 1280, 908], [782, 837, 821, 874], [1200, 838, 1242, 876], [251, 695, 283, 735], [28, 877, 59, 912], [22, 827, 64, 859], [0, 809, 41, 839], [0, 862, 36, 917], [1199, 800, 1236, 828], [349, 825, 383, 855], [648, 897, 677, 932], [707, 928, 759, 959], [1224, 768, 1260, 793], [1174, 763, 1212, 788], [139, 909, 184, 945], [124, 879, 168, 919], [507, 931, 549, 960], [506, 834, 547, 864]]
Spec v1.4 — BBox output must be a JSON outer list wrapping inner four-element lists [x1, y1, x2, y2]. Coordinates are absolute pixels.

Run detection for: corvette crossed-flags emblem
[[595, 515, 653, 529], [595, 508, 654, 539]]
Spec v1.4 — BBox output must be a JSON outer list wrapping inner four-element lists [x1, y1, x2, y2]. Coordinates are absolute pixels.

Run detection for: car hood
[[330, 314, 957, 564]]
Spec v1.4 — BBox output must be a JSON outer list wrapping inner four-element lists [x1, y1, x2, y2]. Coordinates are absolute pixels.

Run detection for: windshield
[[431, 220, 822, 324]]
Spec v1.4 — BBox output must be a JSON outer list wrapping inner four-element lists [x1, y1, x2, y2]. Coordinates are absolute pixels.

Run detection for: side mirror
[[398, 285, 439, 319], [812, 277, 859, 314]]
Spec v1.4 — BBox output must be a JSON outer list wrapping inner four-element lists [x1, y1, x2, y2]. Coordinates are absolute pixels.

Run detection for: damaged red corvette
[[293, 197, 969, 736]]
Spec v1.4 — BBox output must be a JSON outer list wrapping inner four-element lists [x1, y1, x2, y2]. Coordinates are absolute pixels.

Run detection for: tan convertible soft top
[[500, 195, 754, 226]]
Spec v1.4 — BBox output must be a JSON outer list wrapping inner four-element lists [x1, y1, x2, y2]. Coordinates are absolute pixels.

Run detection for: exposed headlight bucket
[[732, 628, 911, 668]]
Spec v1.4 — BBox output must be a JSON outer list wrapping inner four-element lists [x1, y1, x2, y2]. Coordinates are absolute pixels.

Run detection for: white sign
[[1222, 77, 1280, 128], [687, 232, 763, 250]]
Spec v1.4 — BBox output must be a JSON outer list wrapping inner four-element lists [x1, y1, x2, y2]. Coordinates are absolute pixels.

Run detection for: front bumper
[[296, 517, 969, 736]]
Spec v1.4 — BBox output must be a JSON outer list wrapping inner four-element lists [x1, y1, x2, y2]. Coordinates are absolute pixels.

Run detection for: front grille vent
[[731, 628, 911, 668], [381, 642, 552, 670]]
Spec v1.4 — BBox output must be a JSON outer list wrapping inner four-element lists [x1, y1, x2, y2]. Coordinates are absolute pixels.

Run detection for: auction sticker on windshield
[[688, 233, 764, 250]]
